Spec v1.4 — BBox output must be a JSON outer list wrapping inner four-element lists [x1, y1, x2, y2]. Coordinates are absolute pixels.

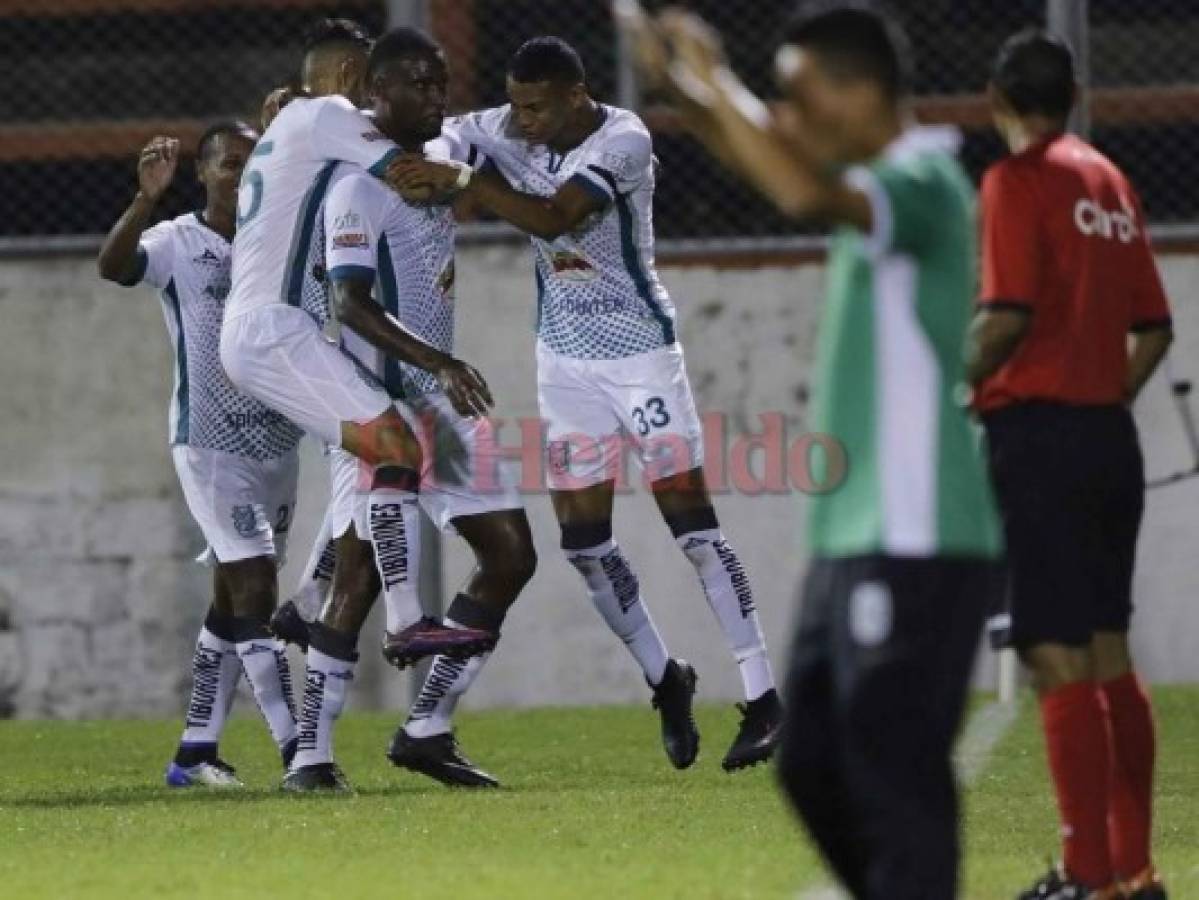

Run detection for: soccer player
[[286, 27, 536, 791], [98, 123, 303, 787], [619, 3, 1001, 896], [395, 36, 782, 773], [217, 17, 499, 707], [969, 32, 1172, 900]]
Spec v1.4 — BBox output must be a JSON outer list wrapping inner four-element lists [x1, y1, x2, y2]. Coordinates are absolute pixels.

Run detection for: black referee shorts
[[983, 402, 1144, 649]]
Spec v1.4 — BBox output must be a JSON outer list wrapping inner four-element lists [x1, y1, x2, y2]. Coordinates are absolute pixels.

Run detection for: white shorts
[[220, 305, 392, 447], [172, 445, 299, 566], [537, 341, 705, 490], [325, 390, 524, 537]]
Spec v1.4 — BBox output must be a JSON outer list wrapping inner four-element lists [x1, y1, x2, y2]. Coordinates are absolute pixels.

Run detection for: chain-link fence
[[3, 0, 1198, 249]]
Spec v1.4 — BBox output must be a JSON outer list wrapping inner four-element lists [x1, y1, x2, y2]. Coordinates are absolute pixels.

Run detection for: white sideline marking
[[795, 699, 1021, 900]]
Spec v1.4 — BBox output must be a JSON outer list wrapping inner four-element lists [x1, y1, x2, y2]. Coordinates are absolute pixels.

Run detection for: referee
[[968, 31, 1172, 900], [618, 3, 1001, 898]]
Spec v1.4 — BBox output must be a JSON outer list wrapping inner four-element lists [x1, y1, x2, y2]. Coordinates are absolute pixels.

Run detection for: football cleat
[[164, 758, 244, 789], [387, 728, 500, 788], [722, 688, 783, 772], [281, 737, 299, 771], [270, 599, 311, 650], [280, 763, 352, 794], [650, 658, 700, 770], [1017, 864, 1121, 900], [381, 617, 496, 669]]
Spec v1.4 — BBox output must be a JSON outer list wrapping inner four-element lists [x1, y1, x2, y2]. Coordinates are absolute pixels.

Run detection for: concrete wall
[[1, 245, 1195, 719]]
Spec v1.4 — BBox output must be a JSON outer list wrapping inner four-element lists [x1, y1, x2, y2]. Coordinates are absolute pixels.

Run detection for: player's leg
[[389, 509, 535, 788], [651, 466, 781, 772], [1093, 411, 1162, 897], [832, 556, 988, 900], [165, 566, 245, 788], [538, 345, 697, 768], [284, 524, 378, 794], [775, 560, 869, 898], [611, 342, 779, 770], [987, 407, 1116, 894], [220, 306, 492, 666], [271, 506, 337, 649]]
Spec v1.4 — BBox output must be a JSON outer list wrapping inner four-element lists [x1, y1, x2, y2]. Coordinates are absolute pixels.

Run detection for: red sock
[[1040, 681, 1114, 887], [1101, 673, 1156, 879]]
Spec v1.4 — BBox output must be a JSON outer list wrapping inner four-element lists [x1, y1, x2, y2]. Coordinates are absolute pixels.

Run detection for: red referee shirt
[[975, 133, 1172, 412]]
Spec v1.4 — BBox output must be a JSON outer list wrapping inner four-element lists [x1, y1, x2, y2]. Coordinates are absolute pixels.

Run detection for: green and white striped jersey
[[807, 127, 1002, 559]]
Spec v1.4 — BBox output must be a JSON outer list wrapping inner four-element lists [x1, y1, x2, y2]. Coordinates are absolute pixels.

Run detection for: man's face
[[372, 52, 449, 144], [198, 132, 255, 210], [506, 77, 578, 145], [775, 45, 884, 165]]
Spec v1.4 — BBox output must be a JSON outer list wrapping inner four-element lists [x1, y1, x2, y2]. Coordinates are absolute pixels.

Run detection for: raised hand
[[137, 136, 180, 202], [434, 358, 494, 419], [261, 85, 304, 131]]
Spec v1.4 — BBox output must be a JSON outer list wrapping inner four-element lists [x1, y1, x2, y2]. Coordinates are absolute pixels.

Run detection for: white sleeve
[[324, 174, 386, 282], [135, 219, 178, 289], [427, 121, 489, 170], [571, 127, 653, 205], [310, 97, 402, 177]]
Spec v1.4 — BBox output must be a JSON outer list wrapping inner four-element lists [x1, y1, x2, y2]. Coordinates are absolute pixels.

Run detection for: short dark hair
[[782, 1, 912, 100], [302, 17, 373, 56], [508, 36, 585, 85], [367, 27, 443, 79], [991, 29, 1075, 120], [197, 120, 257, 162]]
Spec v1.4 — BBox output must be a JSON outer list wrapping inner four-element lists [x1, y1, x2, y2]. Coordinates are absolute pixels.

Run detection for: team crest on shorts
[[231, 504, 263, 538], [547, 440, 571, 476]]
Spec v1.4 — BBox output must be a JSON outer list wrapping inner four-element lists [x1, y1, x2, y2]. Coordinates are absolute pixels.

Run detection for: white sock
[[368, 467, 423, 632], [235, 631, 298, 753], [293, 646, 357, 769], [405, 618, 492, 739], [678, 528, 774, 700], [566, 539, 669, 685], [292, 512, 337, 622], [180, 626, 241, 746]]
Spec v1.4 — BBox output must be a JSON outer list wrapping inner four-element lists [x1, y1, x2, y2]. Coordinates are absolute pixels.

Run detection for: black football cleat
[[280, 762, 352, 794], [1016, 864, 1120, 900], [381, 617, 496, 669], [722, 688, 783, 772], [650, 659, 700, 770], [387, 728, 500, 788], [270, 600, 310, 650], [281, 737, 299, 771]]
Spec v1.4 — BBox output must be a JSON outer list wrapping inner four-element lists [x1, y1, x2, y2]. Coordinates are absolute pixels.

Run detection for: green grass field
[[1, 689, 1196, 899]]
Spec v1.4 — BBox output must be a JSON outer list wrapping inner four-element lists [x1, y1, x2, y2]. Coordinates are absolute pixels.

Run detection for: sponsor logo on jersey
[[333, 210, 361, 231], [224, 409, 290, 431], [1074, 198, 1139, 243], [241, 642, 276, 656], [231, 503, 264, 538], [549, 250, 598, 282], [193, 248, 224, 268], [601, 150, 634, 179], [555, 296, 635, 316], [332, 232, 368, 250]]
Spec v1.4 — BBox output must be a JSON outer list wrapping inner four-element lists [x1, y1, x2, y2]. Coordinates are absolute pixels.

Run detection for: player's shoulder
[[450, 105, 517, 141]]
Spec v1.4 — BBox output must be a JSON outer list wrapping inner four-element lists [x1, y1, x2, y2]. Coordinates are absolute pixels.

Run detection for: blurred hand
[[261, 85, 303, 130], [612, 0, 671, 91], [434, 358, 494, 419], [137, 136, 179, 202]]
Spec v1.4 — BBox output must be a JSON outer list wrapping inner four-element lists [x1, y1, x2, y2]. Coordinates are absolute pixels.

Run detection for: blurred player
[[619, 2, 1001, 896], [969, 32, 1172, 900], [287, 27, 536, 792], [217, 16, 499, 736], [98, 123, 302, 787], [396, 36, 782, 773]]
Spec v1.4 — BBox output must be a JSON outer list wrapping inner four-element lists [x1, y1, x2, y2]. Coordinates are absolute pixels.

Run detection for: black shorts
[[983, 402, 1144, 649]]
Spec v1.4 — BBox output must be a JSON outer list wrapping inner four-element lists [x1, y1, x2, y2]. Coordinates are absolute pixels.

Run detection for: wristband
[[451, 161, 473, 191]]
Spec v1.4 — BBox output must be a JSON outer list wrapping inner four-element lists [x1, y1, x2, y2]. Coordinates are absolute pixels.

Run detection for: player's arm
[[966, 308, 1031, 387], [1126, 325, 1173, 402], [392, 156, 604, 241], [1125, 196, 1174, 402], [330, 277, 493, 417], [97, 136, 180, 285], [617, 6, 870, 228]]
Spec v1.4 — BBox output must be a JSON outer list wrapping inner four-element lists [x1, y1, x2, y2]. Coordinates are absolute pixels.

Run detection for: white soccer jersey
[[452, 104, 677, 359], [133, 212, 303, 459], [225, 95, 401, 321], [324, 125, 483, 396]]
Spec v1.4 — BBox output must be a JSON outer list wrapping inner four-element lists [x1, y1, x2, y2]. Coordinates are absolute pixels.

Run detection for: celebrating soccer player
[[98, 123, 302, 787], [394, 36, 783, 774], [620, 2, 1002, 896], [969, 31, 1172, 900]]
